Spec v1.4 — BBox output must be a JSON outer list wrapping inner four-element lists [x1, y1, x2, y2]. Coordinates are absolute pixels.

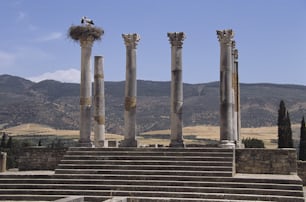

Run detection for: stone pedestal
[[217, 29, 235, 148], [168, 32, 186, 148], [79, 38, 94, 147], [120, 33, 140, 147], [93, 56, 106, 147], [0, 152, 6, 172]]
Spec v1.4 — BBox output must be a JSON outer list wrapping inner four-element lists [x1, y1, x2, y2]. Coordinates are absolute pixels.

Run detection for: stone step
[[0, 183, 303, 197], [0, 174, 302, 185], [0, 194, 64, 201], [54, 168, 233, 177], [117, 197, 272, 202], [0, 177, 302, 191], [59, 159, 233, 166], [0, 195, 271, 202], [56, 164, 233, 171], [0, 178, 301, 191], [67, 147, 233, 153], [65, 150, 233, 157], [0, 189, 303, 202], [61, 155, 233, 161]]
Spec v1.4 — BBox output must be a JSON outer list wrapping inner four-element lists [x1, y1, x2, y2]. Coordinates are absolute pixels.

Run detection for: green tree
[[6, 137, 12, 149], [242, 137, 265, 148], [299, 116, 306, 160], [277, 100, 293, 148], [0, 133, 6, 148]]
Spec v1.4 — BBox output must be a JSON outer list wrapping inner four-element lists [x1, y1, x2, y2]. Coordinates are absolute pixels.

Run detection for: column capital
[[167, 32, 186, 48], [217, 29, 234, 45], [80, 37, 95, 48], [122, 33, 140, 49]]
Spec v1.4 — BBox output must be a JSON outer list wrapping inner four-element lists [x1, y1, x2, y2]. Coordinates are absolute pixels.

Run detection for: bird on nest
[[81, 16, 94, 26]]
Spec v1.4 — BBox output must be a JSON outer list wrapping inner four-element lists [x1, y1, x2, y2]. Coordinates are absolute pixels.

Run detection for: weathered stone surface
[[0, 152, 6, 172], [19, 147, 67, 171], [236, 148, 297, 174], [168, 32, 186, 148], [297, 161, 306, 185], [217, 29, 235, 147], [54, 196, 84, 202], [120, 34, 140, 147], [94, 56, 106, 147], [79, 37, 94, 147]]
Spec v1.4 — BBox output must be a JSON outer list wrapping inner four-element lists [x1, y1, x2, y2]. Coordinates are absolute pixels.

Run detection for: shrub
[[242, 137, 265, 148]]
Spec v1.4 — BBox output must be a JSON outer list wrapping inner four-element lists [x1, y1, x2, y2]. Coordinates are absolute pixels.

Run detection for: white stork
[[81, 16, 94, 26]]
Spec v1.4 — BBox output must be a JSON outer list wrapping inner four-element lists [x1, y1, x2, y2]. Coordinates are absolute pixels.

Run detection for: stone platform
[[0, 147, 304, 201]]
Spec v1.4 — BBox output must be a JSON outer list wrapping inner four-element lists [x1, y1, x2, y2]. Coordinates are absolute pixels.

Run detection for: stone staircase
[[0, 147, 304, 201]]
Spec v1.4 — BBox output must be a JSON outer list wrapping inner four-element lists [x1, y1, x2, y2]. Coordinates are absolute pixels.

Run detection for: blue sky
[[0, 0, 305, 85]]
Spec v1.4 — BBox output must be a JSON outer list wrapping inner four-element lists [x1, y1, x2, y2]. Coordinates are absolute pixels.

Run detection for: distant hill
[[1, 74, 306, 134]]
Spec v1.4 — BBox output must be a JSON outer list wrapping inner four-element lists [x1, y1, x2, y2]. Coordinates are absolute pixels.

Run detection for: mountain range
[[1, 74, 306, 134]]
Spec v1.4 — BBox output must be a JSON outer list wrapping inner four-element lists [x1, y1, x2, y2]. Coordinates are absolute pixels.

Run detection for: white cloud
[[0, 51, 15, 68], [36, 32, 63, 42], [28, 68, 80, 83]]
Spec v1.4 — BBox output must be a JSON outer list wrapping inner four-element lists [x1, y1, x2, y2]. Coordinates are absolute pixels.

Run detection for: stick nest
[[68, 25, 104, 42]]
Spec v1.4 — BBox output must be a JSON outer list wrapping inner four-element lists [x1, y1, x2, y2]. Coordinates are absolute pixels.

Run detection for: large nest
[[68, 25, 104, 42]]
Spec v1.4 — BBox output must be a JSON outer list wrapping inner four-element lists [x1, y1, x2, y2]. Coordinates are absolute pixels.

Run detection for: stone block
[[54, 196, 84, 202], [0, 152, 6, 172], [103, 197, 127, 202], [235, 148, 297, 174]]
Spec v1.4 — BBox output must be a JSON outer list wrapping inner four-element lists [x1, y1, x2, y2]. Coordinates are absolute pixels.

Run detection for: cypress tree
[[299, 116, 306, 160], [277, 100, 293, 148], [0, 133, 6, 149], [278, 100, 287, 148], [6, 136, 12, 149], [286, 111, 293, 148]]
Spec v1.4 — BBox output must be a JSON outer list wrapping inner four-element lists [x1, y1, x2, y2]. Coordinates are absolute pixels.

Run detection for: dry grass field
[[1, 123, 301, 149]]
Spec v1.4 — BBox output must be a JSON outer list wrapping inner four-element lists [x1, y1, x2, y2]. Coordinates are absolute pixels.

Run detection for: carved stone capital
[[80, 37, 95, 48], [122, 33, 140, 49], [167, 32, 186, 48], [217, 29, 234, 45]]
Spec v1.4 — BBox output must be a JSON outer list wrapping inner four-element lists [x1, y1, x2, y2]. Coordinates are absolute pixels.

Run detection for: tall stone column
[[68, 24, 103, 147], [79, 37, 94, 147], [93, 56, 106, 147], [217, 29, 235, 148], [231, 41, 238, 143], [120, 33, 140, 147], [234, 48, 241, 146], [168, 32, 186, 148]]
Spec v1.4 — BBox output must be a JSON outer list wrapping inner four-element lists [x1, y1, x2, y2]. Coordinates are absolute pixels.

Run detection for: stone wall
[[235, 148, 297, 175], [297, 161, 306, 185], [18, 147, 67, 171]]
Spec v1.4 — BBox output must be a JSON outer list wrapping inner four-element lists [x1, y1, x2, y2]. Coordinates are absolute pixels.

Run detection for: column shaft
[[168, 32, 185, 148], [120, 33, 140, 147], [94, 56, 106, 147], [234, 49, 241, 146], [232, 41, 238, 143], [79, 39, 93, 147], [217, 29, 235, 148]]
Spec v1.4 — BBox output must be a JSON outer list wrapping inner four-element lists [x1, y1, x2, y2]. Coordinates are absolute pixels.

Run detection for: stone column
[[93, 56, 107, 147], [120, 33, 140, 147], [234, 48, 241, 146], [79, 37, 94, 147], [168, 32, 186, 148], [217, 29, 235, 148], [231, 41, 238, 144]]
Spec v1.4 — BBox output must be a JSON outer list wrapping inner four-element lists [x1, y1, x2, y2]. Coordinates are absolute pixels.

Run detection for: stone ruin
[[72, 25, 241, 148]]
